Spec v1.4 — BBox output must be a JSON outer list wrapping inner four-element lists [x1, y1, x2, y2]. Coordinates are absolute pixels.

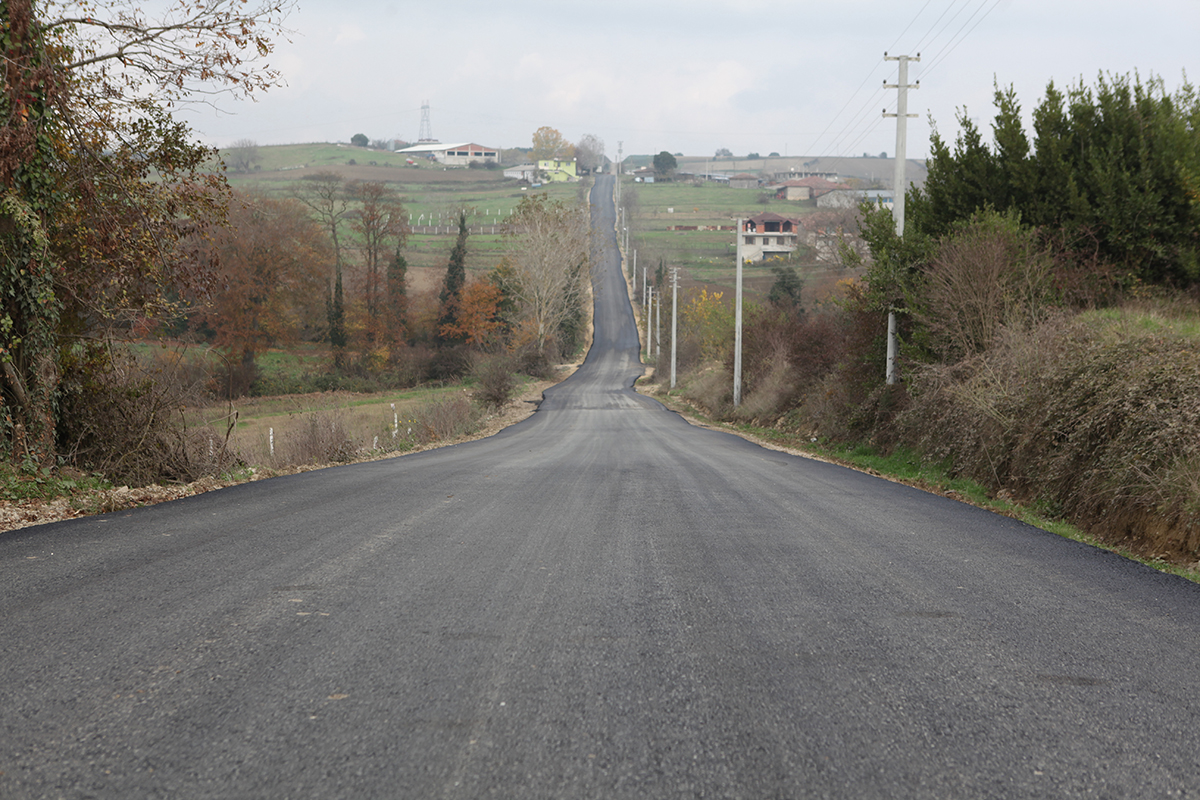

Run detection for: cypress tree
[[437, 211, 469, 344]]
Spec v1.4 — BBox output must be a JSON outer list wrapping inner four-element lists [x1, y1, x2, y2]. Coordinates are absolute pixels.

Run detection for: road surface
[[3, 175, 1200, 798]]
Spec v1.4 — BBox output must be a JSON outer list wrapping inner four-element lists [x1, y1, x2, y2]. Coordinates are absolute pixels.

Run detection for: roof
[[731, 173, 758, 180], [748, 212, 803, 224], [397, 142, 497, 154], [779, 176, 851, 191]]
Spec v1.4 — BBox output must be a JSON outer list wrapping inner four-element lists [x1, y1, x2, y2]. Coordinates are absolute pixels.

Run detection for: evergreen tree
[[328, 268, 346, 365], [386, 245, 408, 345], [767, 266, 805, 313], [437, 211, 469, 344]]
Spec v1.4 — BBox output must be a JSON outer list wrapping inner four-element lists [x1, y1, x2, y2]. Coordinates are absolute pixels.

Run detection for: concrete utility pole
[[733, 218, 744, 407], [632, 249, 637, 289], [883, 52, 919, 385], [670, 267, 679, 388], [655, 281, 661, 359], [616, 141, 623, 205], [642, 252, 648, 307], [645, 286, 653, 360]]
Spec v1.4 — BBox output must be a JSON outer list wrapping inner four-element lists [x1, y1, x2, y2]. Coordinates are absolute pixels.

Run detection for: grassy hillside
[[219, 142, 582, 276]]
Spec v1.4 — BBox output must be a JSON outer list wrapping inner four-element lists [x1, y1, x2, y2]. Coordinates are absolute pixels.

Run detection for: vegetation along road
[[3, 176, 1200, 798]]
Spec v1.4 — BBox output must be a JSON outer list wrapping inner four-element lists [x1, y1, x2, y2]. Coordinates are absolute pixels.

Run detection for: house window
[[745, 236, 756, 245]]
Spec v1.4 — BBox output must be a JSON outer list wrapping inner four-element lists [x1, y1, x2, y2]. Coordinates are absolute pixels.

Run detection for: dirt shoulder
[[0, 370, 576, 534]]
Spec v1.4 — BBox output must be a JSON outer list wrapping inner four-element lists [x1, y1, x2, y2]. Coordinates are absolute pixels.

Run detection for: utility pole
[[642, 252, 648, 307], [645, 286, 653, 361], [670, 267, 679, 388], [616, 141, 622, 206], [632, 249, 637, 289], [655, 281, 661, 359], [883, 52, 919, 385], [733, 218, 744, 407]]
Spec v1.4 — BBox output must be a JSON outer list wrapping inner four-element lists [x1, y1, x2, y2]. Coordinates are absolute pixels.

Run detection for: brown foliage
[[193, 191, 332, 364]]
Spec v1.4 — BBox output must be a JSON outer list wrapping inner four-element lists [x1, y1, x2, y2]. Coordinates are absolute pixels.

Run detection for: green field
[[221, 143, 583, 276], [620, 180, 858, 303]]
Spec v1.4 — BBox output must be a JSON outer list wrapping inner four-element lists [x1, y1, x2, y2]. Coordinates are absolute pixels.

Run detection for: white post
[[392, 403, 398, 439], [269, 427, 274, 458], [733, 218, 744, 407]]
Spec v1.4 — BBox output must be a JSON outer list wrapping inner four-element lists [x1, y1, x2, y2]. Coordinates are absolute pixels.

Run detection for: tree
[[384, 246, 408, 345], [0, 0, 292, 463], [349, 181, 408, 342], [715, 148, 733, 158], [438, 280, 504, 348], [195, 191, 331, 370], [531, 126, 573, 161], [576, 133, 605, 173], [437, 211, 470, 343], [293, 172, 351, 268], [351, 133, 369, 148], [503, 195, 591, 354], [767, 266, 804, 312], [653, 151, 677, 179], [747, 152, 761, 159], [909, 74, 1200, 286], [226, 139, 260, 173]]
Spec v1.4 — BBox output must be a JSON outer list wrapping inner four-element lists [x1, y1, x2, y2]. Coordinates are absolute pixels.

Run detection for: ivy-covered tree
[[0, 0, 292, 463]]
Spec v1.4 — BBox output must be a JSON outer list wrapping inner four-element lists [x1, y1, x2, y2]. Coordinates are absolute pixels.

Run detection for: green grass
[[0, 461, 112, 503]]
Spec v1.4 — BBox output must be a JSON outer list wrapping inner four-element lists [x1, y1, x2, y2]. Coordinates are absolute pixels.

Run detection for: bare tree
[[348, 181, 409, 341], [44, 0, 295, 105], [226, 139, 260, 173], [292, 172, 351, 270], [504, 195, 591, 354], [576, 133, 605, 174]]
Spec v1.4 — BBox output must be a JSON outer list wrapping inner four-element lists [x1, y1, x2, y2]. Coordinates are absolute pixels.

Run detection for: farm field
[[620, 180, 860, 304], [222, 142, 583, 277]]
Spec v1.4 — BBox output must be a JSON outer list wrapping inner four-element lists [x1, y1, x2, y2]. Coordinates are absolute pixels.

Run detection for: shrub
[[276, 409, 357, 465], [474, 355, 517, 410], [58, 343, 236, 485]]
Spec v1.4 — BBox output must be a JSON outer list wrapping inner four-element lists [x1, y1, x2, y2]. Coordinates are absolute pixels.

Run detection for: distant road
[[3, 176, 1200, 798]]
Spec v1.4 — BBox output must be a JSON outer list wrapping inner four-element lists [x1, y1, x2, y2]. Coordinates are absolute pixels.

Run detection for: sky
[[179, 0, 1200, 162]]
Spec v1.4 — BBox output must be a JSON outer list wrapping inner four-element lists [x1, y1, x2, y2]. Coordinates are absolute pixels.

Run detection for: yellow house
[[537, 159, 578, 182]]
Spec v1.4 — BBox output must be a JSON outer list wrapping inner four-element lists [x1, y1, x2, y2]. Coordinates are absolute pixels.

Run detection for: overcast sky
[[180, 0, 1199, 161]]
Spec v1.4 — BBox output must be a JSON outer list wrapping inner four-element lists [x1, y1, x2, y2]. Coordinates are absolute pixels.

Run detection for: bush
[[58, 343, 236, 485], [474, 355, 516, 410], [276, 409, 357, 465], [413, 395, 480, 442]]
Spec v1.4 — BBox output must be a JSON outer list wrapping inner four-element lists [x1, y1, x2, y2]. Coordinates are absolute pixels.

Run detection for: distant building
[[395, 141, 501, 166], [504, 164, 538, 181], [729, 173, 759, 190], [537, 159, 578, 182], [736, 212, 803, 262]]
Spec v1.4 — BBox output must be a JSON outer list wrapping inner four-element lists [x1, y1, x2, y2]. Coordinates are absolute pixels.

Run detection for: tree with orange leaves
[[439, 280, 505, 348]]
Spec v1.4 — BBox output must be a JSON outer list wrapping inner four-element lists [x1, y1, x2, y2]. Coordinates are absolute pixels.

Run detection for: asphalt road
[[4, 176, 1200, 799]]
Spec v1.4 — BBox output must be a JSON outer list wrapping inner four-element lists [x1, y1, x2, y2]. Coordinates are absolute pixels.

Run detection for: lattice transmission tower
[[418, 100, 435, 142]]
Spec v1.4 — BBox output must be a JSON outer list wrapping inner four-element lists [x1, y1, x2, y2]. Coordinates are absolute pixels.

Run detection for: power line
[[921, 0, 1004, 78]]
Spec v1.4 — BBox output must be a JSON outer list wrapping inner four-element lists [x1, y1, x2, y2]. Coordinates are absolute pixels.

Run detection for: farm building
[[729, 173, 759, 189], [504, 164, 538, 181], [396, 142, 501, 166]]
